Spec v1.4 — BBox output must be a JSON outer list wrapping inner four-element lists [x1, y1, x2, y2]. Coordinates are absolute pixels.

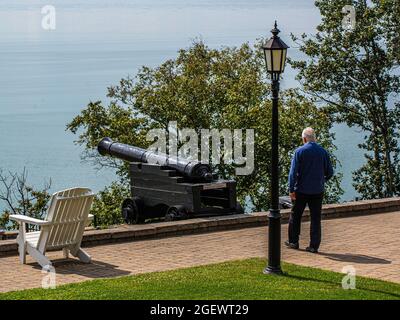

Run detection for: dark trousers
[[288, 192, 324, 250]]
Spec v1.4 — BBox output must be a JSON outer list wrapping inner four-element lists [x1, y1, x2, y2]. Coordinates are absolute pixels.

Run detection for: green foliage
[[67, 101, 150, 178], [382, 0, 400, 64], [0, 209, 15, 231], [290, 0, 400, 199], [1, 258, 399, 300], [0, 169, 51, 231], [67, 40, 342, 214], [90, 181, 130, 228]]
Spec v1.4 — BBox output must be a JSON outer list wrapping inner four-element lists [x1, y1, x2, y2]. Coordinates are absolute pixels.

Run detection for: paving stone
[[0, 211, 399, 293]]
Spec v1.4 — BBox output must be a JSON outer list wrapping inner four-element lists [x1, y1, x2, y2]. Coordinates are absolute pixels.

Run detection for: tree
[[68, 41, 342, 216], [289, 0, 400, 199], [382, 0, 400, 64], [0, 168, 51, 231], [90, 181, 130, 228]]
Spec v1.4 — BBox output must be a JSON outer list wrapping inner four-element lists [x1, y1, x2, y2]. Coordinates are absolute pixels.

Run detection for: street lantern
[[262, 21, 289, 79], [262, 21, 289, 275]]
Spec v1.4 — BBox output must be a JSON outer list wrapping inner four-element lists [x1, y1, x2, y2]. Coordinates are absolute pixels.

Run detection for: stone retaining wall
[[0, 197, 399, 256]]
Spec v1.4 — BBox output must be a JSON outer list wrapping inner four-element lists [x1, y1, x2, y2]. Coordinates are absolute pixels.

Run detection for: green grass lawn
[[1, 258, 399, 300]]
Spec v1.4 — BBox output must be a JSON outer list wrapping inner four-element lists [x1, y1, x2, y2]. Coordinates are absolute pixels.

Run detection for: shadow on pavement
[[319, 252, 392, 264], [29, 259, 131, 279]]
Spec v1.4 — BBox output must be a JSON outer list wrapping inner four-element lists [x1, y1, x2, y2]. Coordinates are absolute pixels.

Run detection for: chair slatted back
[[37, 188, 94, 252]]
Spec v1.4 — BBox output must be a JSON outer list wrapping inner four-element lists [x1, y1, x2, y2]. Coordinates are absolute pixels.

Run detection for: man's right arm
[[289, 150, 300, 193]]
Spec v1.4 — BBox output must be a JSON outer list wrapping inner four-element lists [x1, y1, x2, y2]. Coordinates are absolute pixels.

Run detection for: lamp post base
[[264, 209, 283, 275], [263, 266, 283, 275]]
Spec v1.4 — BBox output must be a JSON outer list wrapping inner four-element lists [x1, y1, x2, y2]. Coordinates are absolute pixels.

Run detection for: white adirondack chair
[[9, 188, 95, 268]]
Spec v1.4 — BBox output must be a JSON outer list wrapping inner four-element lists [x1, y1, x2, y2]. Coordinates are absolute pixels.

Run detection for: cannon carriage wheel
[[165, 205, 188, 222], [121, 197, 145, 224]]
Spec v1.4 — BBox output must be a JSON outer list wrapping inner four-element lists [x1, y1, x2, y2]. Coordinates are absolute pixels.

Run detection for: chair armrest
[[9, 215, 51, 226]]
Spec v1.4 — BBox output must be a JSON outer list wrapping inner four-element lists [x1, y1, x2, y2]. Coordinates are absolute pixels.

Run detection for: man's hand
[[290, 192, 296, 201]]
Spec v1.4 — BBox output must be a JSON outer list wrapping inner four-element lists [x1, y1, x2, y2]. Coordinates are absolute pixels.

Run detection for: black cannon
[[98, 138, 243, 224]]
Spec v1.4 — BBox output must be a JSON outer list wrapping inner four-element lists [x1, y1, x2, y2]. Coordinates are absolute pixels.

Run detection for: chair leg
[[71, 247, 91, 263], [62, 248, 69, 259], [26, 246, 52, 268], [17, 224, 27, 264], [18, 241, 27, 264]]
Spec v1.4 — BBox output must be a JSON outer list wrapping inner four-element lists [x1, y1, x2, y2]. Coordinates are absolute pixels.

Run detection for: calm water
[[0, 0, 363, 206]]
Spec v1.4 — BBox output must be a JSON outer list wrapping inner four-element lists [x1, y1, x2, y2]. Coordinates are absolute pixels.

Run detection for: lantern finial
[[271, 21, 280, 38]]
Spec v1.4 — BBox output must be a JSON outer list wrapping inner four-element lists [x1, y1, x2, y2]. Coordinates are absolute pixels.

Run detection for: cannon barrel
[[98, 137, 213, 181]]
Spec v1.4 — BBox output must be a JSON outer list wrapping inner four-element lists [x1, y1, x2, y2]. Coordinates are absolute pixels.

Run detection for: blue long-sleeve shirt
[[288, 142, 334, 195]]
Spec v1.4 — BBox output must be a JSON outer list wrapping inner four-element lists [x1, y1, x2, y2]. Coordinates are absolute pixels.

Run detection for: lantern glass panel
[[263, 50, 271, 72], [281, 49, 287, 72], [272, 50, 283, 73]]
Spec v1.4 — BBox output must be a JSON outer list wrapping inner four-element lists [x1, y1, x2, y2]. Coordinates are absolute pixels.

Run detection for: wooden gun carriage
[[98, 138, 243, 223]]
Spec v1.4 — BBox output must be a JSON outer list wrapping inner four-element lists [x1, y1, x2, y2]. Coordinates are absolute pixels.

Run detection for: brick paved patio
[[0, 211, 399, 293]]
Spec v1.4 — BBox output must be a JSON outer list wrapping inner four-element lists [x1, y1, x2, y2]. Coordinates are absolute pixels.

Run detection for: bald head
[[302, 127, 316, 143]]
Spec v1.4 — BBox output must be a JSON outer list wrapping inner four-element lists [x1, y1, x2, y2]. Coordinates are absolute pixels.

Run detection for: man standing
[[285, 127, 334, 253]]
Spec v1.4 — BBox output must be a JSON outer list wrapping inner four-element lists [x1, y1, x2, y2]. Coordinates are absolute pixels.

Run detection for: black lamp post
[[262, 21, 289, 275]]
